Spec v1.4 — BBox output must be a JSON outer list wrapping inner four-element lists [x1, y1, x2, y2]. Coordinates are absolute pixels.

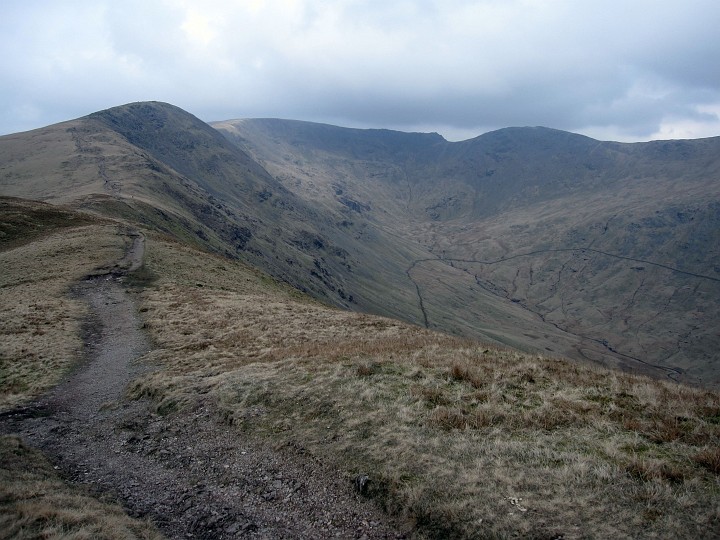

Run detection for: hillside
[[1, 103, 442, 328], [2, 102, 718, 387], [215, 118, 720, 388], [1, 197, 719, 538]]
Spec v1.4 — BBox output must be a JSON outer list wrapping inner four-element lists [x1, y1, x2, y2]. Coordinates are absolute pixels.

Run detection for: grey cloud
[[1, 0, 719, 141]]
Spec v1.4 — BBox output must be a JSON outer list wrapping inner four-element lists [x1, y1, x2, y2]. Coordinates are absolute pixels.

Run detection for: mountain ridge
[[215, 111, 720, 387], [2, 101, 719, 388]]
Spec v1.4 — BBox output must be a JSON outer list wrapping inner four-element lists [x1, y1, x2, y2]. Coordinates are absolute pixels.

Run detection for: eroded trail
[[47, 230, 149, 416], [1, 230, 402, 539]]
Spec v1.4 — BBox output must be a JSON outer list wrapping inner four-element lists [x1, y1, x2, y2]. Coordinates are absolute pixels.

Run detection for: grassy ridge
[[0, 197, 98, 251], [0, 199, 129, 411], [131, 235, 720, 538], [4, 104, 719, 388]]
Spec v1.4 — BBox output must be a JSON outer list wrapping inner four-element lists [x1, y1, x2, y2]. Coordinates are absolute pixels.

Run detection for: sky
[[2, 0, 720, 142]]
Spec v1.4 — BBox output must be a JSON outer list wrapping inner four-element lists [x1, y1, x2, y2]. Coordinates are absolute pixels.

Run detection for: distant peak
[[87, 101, 209, 135], [468, 125, 599, 146], [89, 101, 199, 122]]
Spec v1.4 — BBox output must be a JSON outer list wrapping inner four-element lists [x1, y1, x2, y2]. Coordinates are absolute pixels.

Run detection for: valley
[[215, 117, 720, 387], [3, 102, 717, 387]]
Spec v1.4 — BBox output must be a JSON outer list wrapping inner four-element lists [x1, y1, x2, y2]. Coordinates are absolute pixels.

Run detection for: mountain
[[0, 102, 430, 319], [215, 118, 720, 387], [2, 103, 720, 538], [1, 102, 719, 388]]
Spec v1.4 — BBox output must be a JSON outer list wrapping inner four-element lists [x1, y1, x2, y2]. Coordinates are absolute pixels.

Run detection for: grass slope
[[0, 103, 433, 329], [0, 198, 130, 410], [131, 232, 720, 539], [1, 197, 719, 538]]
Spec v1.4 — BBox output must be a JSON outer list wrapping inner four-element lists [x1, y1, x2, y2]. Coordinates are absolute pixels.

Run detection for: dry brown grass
[[693, 447, 720, 474], [0, 435, 162, 539], [129, 235, 720, 539], [0, 219, 126, 411]]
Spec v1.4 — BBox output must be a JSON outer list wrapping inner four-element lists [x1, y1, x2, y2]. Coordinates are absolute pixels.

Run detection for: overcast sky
[[2, 0, 719, 142]]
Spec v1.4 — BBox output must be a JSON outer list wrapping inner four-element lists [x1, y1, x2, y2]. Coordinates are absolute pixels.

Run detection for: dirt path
[[43, 230, 149, 417], [1, 230, 403, 539]]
